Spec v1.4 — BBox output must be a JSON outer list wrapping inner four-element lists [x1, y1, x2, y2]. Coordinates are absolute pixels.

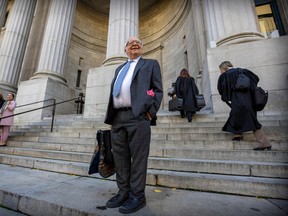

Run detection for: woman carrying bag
[[174, 68, 199, 122]]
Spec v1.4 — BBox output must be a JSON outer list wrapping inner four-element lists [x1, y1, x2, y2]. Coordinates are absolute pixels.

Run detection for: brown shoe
[[0, 141, 6, 146]]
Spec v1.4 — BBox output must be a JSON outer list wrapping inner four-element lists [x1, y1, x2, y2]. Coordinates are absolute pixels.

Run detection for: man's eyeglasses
[[126, 40, 142, 47]]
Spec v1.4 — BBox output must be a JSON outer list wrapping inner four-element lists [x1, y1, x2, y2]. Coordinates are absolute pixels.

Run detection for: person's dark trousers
[[186, 111, 192, 122], [111, 110, 151, 199], [180, 109, 185, 118]]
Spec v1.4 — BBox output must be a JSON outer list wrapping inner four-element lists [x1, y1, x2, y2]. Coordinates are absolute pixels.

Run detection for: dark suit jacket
[[104, 57, 163, 125]]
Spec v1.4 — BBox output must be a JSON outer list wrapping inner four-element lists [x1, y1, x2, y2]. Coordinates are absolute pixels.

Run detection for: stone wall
[[65, 1, 108, 98]]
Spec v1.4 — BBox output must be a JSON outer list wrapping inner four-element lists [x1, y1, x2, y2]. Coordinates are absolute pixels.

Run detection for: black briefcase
[[195, 94, 206, 111], [169, 97, 184, 111], [169, 97, 178, 111]]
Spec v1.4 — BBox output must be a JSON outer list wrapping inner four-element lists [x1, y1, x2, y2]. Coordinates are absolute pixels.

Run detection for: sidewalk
[[0, 164, 287, 216]]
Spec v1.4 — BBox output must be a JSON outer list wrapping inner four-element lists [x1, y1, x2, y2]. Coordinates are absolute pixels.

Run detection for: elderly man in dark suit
[[104, 36, 163, 214]]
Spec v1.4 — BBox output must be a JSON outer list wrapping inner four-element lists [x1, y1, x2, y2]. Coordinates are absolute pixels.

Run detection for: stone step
[[13, 113, 288, 127], [12, 117, 288, 130], [8, 131, 287, 144], [10, 124, 288, 136], [7, 141, 95, 153], [148, 157, 288, 178], [150, 139, 288, 150], [0, 147, 92, 163], [3, 113, 288, 201], [151, 126, 288, 133], [1, 145, 287, 164], [10, 131, 97, 139], [152, 132, 287, 141], [0, 154, 287, 199], [147, 170, 288, 199], [156, 119, 288, 128], [150, 148, 288, 162], [6, 138, 288, 154], [156, 112, 288, 121], [11, 124, 109, 132], [8, 136, 96, 144], [1, 164, 287, 216]]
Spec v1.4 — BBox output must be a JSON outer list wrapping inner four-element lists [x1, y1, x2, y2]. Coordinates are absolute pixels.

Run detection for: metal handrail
[[0, 95, 85, 132]]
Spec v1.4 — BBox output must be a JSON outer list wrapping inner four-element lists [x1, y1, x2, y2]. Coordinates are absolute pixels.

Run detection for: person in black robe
[[174, 68, 199, 122], [217, 61, 272, 150]]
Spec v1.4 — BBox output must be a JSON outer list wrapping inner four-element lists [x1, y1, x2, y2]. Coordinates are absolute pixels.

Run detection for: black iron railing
[[0, 94, 85, 132]]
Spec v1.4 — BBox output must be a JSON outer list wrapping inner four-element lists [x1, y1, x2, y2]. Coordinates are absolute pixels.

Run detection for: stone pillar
[[202, 0, 264, 47], [19, 0, 51, 82], [0, 0, 37, 93], [15, 0, 77, 122], [104, 0, 139, 65], [0, 0, 8, 28], [84, 0, 139, 117], [31, 0, 77, 83]]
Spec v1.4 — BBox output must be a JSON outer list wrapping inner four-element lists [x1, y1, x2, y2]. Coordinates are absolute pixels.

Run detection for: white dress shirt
[[113, 56, 141, 108]]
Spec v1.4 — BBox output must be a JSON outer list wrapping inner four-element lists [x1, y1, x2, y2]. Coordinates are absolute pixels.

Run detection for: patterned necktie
[[113, 60, 133, 97]]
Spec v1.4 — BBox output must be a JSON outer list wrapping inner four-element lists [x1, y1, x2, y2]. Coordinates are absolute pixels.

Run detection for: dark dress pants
[[111, 110, 151, 199]]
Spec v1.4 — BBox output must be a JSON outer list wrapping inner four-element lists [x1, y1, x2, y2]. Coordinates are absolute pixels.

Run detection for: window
[[78, 57, 83, 66], [255, 0, 286, 38], [76, 70, 81, 88], [184, 51, 188, 70], [256, 4, 276, 37]]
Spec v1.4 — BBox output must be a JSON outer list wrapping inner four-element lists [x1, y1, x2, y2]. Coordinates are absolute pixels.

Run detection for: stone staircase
[[0, 112, 287, 199]]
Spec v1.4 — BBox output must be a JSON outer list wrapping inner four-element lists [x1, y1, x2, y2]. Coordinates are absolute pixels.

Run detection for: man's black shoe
[[106, 193, 128, 208], [119, 197, 146, 214]]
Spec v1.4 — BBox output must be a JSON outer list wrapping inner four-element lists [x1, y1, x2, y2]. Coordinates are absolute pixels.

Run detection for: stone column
[[32, 0, 77, 83], [104, 0, 139, 65], [0, 0, 37, 93], [84, 0, 139, 117], [0, 0, 8, 28], [19, 0, 51, 82], [202, 0, 264, 47]]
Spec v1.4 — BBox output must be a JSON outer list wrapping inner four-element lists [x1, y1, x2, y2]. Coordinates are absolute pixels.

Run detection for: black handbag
[[88, 129, 116, 178], [169, 97, 183, 111], [169, 97, 178, 111], [177, 97, 184, 110], [195, 94, 205, 111], [254, 87, 268, 111]]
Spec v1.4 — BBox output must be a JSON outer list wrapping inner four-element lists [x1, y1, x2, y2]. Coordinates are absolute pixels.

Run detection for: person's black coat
[[0, 99, 5, 110], [217, 68, 262, 133], [175, 77, 199, 112]]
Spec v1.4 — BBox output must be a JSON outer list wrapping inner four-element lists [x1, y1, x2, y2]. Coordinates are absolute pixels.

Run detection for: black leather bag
[[88, 129, 116, 178], [254, 87, 268, 111], [169, 97, 184, 111], [177, 97, 184, 110], [169, 97, 178, 111], [195, 94, 205, 111]]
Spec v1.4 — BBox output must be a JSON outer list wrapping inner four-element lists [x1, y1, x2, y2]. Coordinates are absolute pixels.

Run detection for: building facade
[[0, 0, 287, 122]]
